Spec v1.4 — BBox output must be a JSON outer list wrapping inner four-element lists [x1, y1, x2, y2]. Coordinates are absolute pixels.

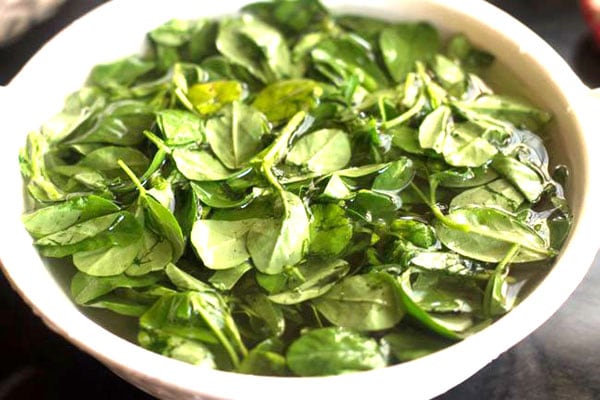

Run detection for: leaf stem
[[381, 96, 426, 129], [143, 130, 172, 154], [409, 182, 469, 232], [259, 111, 307, 194], [413, 181, 554, 257], [484, 243, 520, 317], [261, 164, 284, 193], [263, 111, 306, 168], [192, 297, 245, 368], [378, 96, 387, 122], [497, 244, 520, 274], [118, 159, 146, 196]]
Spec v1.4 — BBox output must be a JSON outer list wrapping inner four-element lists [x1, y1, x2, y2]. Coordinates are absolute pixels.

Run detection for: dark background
[[1, 1, 599, 399]]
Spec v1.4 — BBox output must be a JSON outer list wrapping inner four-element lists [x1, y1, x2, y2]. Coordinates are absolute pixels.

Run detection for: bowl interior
[[0, 1, 597, 400]]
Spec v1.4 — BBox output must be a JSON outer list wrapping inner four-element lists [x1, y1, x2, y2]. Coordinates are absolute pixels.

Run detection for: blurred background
[[0, 0, 599, 399]]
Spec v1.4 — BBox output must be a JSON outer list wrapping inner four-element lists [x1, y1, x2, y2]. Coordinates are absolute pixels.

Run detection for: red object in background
[[581, 0, 600, 44]]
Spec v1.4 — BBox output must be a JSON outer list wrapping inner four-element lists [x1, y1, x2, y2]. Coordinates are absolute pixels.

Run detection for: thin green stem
[[378, 96, 387, 122], [415, 182, 552, 257], [143, 130, 171, 154], [484, 243, 520, 317], [381, 96, 426, 129], [285, 265, 306, 283], [261, 164, 284, 193], [496, 243, 520, 275], [263, 111, 306, 168], [193, 297, 244, 368], [118, 159, 146, 196], [409, 182, 470, 232], [258, 111, 307, 196]]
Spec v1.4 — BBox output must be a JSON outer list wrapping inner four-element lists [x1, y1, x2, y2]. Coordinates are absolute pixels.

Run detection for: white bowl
[[1, 1, 599, 399]]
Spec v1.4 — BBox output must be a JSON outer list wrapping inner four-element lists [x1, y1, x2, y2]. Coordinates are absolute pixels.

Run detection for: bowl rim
[[1, 0, 599, 399]]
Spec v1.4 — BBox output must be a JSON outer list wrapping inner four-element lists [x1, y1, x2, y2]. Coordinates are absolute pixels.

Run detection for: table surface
[[1, 1, 599, 399]]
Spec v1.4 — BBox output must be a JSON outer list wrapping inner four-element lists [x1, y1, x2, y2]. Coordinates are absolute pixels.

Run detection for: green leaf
[[20, 132, 68, 202], [322, 174, 354, 200], [172, 148, 233, 181], [126, 231, 173, 276], [484, 244, 519, 318], [40, 87, 106, 144], [390, 125, 424, 155], [311, 36, 389, 91], [406, 250, 490, 278], [314, 272, 405, 331], [431, 165, 498, 188], [188, 80, 244, 116], [491, 155, 544, 202], [254, 111, 310, 169], [247, 191, 310, 274], [71, 271, 162, 305], [309, 203, 353, 257], [191, 218, 259, 269], [73, 239, 141, 276], [389, 218, 437, 248], [450, 178, 525, 212], [431, 54, 466, 96], [89, 56, 155, 89], [141, 194, 185, 261], [454, 95, 551, 132], [383, 326, 451, 362], [418, 105, 452, 153], [22, 195, 119, 239], [252, 79, 323, 124], [67, 100, 155, 146], [266, 258, 350, 305], [34, 210, 143, 258], [372, 157, 415, 193], [434, 206, 554, 263], [140, 291, 246, 368], [200, 56, 261, 89], [238, 338, 287, 376], [118, 159, 186, 265], [286, 327, 387, 376], [139, 329, 217, 367], [209, 262, 252, 291], [48, 164, 108, 194], [165, 263, 214, 293], [349, 190, 398, 223], [211, 195, 275, 221], [397, 269, 468, 339], [148, 18, 218, 67], [409, 271, 483, 314], [336, 15, 392, 44], [242, 0, 327, 34], [87, 287, 166, 317], [78, 146, 149, 181], [380, 23, 440, 82], [336, 163, 390, 178], [446, 34, 495, 70], [240, 291, 285, 338], [286, 129, 351, 174], [205, 102, 268, 169], [149, 19, 198, 47], [191, 181, 255, 209], [171, 62, 208, 102], [156, 109, 204, 146], [217, 15, 292, 83], [442, 122, 498, 167]]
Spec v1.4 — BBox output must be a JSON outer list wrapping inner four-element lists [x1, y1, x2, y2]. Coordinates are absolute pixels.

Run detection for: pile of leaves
[[19, 0, 572, 376]]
